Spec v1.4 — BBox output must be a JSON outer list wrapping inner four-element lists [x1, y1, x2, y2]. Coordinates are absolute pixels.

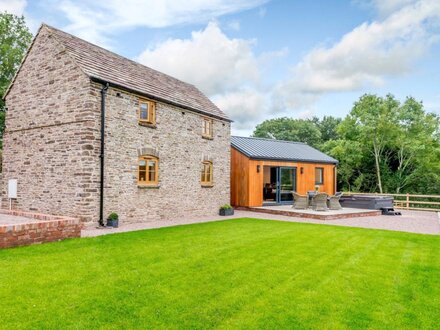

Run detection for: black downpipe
[[99, 83, 109, 227]]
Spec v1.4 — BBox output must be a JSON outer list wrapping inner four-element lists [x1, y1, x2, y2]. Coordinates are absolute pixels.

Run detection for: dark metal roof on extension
[[231, 136, 338, 164], [7, 24, 230, 121]]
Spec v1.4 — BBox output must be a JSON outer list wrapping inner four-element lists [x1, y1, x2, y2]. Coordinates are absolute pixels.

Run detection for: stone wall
[[97, 84, 231, 224], [1, 26, 101, 222], [2, 25, 231, 226]]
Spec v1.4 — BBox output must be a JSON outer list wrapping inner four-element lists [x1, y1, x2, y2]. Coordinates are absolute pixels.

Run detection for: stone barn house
[[2, 24, 231, 225]]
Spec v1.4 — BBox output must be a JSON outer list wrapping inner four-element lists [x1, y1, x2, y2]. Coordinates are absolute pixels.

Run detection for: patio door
[[277, 167, 296, 204]]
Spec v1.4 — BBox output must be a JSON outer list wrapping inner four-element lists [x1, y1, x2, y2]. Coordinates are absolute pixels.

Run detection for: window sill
[[202, 135, 213, 140], [201, 184, 214, 188], [138, 184, 160, 189], [139, 121, 157, 129]]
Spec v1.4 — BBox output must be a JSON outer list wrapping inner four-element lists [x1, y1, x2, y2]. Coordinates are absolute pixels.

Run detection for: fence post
[[406, 193, 410, 210]]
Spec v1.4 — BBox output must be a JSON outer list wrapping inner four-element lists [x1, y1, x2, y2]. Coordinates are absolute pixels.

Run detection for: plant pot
[[106, 219, 119, 228], [219, 208, 234, 216]]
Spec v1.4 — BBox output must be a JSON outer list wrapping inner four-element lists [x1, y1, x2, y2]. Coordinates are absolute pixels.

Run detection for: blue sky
[[2, 0, 440, 135]]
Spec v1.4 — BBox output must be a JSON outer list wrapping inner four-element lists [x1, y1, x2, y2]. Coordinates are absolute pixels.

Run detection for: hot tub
[[339, 194, 394, 210]]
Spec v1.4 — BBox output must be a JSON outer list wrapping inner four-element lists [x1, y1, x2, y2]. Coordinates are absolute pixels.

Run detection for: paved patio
[[244, 205, 381, 220], [82, 209, 440, 237]]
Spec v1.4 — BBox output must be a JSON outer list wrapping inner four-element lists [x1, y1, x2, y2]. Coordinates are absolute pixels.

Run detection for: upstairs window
[[202, 117, 213, 138], [201, 161, 213, 186], [138, 156, 158, 185], [315, 167, 324, 185], [139, 99, 156, 125]]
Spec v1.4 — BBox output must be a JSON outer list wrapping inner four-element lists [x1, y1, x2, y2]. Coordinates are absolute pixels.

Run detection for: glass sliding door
[[277, 167, 296, 203]]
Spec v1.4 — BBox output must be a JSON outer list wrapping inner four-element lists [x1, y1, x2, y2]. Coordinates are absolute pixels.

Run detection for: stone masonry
[[2, 25, 231, 225]]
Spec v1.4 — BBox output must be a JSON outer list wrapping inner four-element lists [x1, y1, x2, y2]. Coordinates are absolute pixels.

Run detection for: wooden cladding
[[231, 147, 336, 207]]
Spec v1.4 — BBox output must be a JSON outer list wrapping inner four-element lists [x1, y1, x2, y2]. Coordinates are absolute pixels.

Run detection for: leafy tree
[[252, 117, 322, 147], [338, 94, 399, 193], [311, 116, 341, 143], [0, 12, 32, 145]]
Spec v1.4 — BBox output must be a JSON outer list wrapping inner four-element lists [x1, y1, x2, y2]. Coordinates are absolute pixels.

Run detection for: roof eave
[[90, 77, 233, 123], [231, 145, 339, 165]]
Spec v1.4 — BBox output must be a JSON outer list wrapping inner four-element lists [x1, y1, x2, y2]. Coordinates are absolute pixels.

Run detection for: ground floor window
[[315, 167, 324, 185], [201, 161, 213, 186], [138, 156, 158, 185]]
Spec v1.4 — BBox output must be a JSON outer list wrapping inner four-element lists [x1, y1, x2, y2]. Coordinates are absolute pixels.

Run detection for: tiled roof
[[231, 136, 338, 164], [44, 25, 230, 121]]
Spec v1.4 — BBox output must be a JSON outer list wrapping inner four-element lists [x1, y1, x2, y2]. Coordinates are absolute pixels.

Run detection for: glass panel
[[207, 165, 211, 183], [280, 168, 294, 202], [315, 168, 323, 184], [140, 103, 148, 120], [139, 171, 146, 182], [148, 171, 155, 182]]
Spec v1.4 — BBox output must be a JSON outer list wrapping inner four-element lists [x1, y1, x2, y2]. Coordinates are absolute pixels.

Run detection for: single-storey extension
[[230, 136, 338, 207]]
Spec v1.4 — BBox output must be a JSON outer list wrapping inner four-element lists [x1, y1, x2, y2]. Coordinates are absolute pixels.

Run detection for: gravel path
[[82, 210, 440, 237]]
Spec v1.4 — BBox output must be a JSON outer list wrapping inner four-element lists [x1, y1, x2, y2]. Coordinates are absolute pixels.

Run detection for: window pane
[[140, 103, 149, 120], [315, 168, 323, 184], [148, 170, 155, 182], [148, 160, 156, 169], [139, 171, 146, 182]]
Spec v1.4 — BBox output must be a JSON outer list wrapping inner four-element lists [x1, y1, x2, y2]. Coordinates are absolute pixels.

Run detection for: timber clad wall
[[231, 147, 336, 207], [2, 26, 231, 224]]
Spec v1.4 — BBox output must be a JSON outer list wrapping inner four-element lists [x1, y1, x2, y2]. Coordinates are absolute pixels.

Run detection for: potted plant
[[106, 212, 119, 228], [219, 204, 234, 216]]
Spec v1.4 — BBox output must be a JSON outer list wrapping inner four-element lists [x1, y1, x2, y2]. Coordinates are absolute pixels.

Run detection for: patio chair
[[308, 191, 317, 208], [292, 192, 308, 209], [328, 194, 342, 210], [312, 193, 328, 211]]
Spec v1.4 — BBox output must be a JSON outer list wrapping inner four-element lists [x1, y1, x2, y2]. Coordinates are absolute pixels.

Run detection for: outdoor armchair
[[312, 193, 328, 211], [292, 192, 309, 209], [328, 194, 342, 210]]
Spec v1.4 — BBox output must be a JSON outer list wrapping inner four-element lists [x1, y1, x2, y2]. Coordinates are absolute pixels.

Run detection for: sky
[[2, 0, 440, 136]]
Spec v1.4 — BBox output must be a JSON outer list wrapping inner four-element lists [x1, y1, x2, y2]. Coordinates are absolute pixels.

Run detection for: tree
[[339, 94, 399, 193], [0, 12, 32, 145], [252, 117, 322, 147], [311, 116, 341, 143]]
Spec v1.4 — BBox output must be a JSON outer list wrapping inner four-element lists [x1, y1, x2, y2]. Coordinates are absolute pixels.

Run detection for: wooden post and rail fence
[[342, 192, 440, 212]]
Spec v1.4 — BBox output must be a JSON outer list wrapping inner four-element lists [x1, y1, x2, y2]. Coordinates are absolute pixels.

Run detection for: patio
[[237, 205, 381, 220]]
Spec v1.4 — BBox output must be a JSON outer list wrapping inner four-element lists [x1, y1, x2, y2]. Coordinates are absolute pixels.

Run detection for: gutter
[[99, 82, 109, 227]]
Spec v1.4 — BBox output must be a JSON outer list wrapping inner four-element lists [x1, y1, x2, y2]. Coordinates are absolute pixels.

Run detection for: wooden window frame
[[202, 117, 213, 139], [201, 161, 213, 186], [138, 156, 158, 186], [315, 167, 324, 185], [138, 99, 156, 125]]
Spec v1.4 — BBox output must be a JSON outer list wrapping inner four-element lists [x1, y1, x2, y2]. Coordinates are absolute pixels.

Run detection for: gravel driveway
[[82, 210, 440, 237]]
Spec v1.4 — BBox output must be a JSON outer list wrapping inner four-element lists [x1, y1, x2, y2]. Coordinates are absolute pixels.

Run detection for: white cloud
[[137, 22, 289, 134], [275, 0, 440, 112], [54, 0, 268, 46], [226, 20, 240, 31], [138, 22, 260, 96], [213, 89, 267, 123], [0, 0, 26, 16]]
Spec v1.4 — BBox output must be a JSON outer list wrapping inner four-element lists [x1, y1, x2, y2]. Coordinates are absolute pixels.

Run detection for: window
[[138, 156, 158, 185], [315, 167, 324, 185], [201, 161, 213, 186], [202, 117, 213, 138], [138, 99, 156, 125]]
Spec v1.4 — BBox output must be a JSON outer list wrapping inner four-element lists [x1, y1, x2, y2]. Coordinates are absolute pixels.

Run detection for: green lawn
[[0, 219, 439, 329]]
